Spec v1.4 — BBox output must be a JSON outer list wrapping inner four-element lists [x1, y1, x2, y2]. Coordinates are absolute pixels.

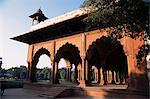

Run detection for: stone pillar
[[95, 70, 97, 81], [85, 60, 89, 83], [54, 62, 59, 84], [67, 68, 69, 81], [103, 69, 108, 85], [99, 68, 104, 85], [97, 67, 100, 83], [78, 70, 80, 81], [79, 33, 86, 86], [66, 67, 71, 81], [126, 54, 136, 88], [94, 66, 98, 82], [69, 67, 71, 81], [27, 45, 34, 82], [74, 65, 78, 83], [30, 61, 37, 82], [107, 70, 110, 83], [96, 71, 98, 82], [79, 56, 86, 86], [111, 71, 116, 84], [115, 71, 119, 83], [51, 40, 56, 84], [77, 64, 81, 82], [66, 60, 71, 81], [27, 61, 31, 80], [50, 58, 54, 84]]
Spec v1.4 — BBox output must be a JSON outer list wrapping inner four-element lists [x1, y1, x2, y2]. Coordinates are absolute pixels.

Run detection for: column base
[[79, 80, 86, 87], [49, 80, 54, 85], [54, 78, 60, 84], [99, 80, 104, 85], [103, 81, 108, 85], [111, 80, 116, 84]]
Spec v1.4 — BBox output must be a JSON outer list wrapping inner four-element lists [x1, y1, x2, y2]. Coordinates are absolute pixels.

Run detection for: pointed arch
[[55, 42, 81, 66], [86, 36, 123, 67], [86, 35, 128, 85], [30, 47, 51, 82], [32, 47, 50, 66]]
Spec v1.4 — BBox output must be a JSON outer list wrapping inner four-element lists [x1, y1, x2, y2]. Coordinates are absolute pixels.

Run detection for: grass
[[0, 80, 23, 88]]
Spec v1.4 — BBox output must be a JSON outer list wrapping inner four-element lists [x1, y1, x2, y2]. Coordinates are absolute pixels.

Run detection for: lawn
[[0, 80, 23, 88]]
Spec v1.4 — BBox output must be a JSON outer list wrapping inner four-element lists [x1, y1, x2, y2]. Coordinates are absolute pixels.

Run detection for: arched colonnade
[[27, 29, 144, 87]]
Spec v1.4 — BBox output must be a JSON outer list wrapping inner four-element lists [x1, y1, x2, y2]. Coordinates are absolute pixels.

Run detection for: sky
[[0, 0, 84, 69]]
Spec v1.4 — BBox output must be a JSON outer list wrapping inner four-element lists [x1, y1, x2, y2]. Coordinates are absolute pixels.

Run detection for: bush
[[0, 80, 23, 88]]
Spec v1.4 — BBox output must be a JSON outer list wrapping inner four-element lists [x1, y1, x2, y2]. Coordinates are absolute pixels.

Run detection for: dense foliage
[[36, 67, 51, 80], [136, 45, 149, 66], [82, 0, 149, 39], [0, 65, 27, 79]]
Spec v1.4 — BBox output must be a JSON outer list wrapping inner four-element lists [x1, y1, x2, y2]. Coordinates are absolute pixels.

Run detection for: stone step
[[39, 87, 69, 98]]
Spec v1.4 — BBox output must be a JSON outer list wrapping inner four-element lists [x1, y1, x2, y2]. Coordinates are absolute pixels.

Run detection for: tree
[[82, 0, 149, 65], [38, 67, 51, 80], [5, 66, 27, 79], [19, 65, 27, 79], [82, 0, 149, 37], [58, 68, 66, 79]]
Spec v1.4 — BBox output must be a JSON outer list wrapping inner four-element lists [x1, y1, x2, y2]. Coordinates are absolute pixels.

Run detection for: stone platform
[[23, 81, 149, 99]]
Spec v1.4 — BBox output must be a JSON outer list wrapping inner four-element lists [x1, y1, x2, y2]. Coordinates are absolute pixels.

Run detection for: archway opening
[[86, 36, 128, 86], [58, 58, 67, 83], [30, 48, 51, 83], [55, 43, 81, 84], [36, 54, 52, 83]]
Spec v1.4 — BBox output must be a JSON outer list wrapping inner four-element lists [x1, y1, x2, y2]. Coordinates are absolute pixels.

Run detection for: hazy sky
[[0, 0, 84, 69]]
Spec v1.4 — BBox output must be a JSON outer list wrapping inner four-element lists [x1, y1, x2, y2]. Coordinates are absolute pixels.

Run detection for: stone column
[[95, 70, 97, 81], [51, 40, 56, 84], [68, 66, 71, 81], [111, 71, 116, 84], [66, 67, 71, 81], [96, 70, 98, 82], [126, 54, 136, 88], [50, 58, 54, 84], [77, 64, 81, 82], [94, 66, 98, 82], [74, 65, 78, 83], [97, 67, 100, 83], [27, 45, 34, 82], [85, 60, 89, 82], [54, 62, 59, 84], [107, 70, 110, 83], [66, 60, 71, 81], [79, 33, 86, 86], [79, 56, 86, 86], [115, 71, 119, 83], [99, 68, 104, 85], [78, 70, 80, 81], [27, 61, 31, 80], [103, 69, 108, 85], [30, 61, 37, 82]]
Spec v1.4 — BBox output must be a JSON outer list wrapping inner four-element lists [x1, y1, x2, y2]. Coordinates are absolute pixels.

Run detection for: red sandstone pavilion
[[11, 8, 149, 97]]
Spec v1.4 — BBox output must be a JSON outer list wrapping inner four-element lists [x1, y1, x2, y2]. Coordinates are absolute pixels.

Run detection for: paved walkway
[[0, 88, 148, 99], [0, 88, 94, 99], [1, 88, 50, 99]]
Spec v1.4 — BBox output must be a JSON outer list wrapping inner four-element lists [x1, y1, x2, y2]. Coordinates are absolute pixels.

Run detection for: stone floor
[[1, 88, 149, 99], [1, 88, 48, 99]]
